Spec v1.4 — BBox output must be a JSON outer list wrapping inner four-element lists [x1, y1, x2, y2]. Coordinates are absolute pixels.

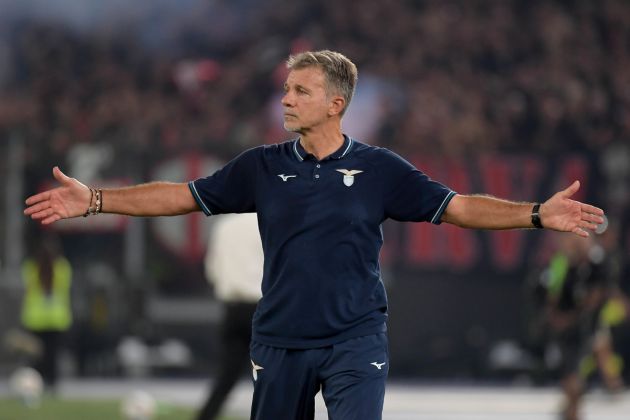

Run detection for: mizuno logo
[[251, 360, 264, 381], [278, 174, 297, 181], [371, 362, 386, 370]]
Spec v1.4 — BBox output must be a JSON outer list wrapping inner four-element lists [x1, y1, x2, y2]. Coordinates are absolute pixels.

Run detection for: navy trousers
[[250, 333, 389, 420]]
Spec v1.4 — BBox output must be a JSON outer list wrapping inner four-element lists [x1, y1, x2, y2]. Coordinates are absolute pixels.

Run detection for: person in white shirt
[[197, 212, 263, 420]]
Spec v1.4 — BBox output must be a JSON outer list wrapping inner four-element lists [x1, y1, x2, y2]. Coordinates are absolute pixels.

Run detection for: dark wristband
[[531, 203, 543, 229]]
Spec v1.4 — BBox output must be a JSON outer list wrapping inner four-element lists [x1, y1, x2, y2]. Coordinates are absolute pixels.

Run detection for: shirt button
[[316, 164, 321, 168], [315, 174, 320, 179]]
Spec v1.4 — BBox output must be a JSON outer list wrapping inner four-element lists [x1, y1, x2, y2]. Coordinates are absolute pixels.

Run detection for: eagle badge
[[335, 169, 363, 187]]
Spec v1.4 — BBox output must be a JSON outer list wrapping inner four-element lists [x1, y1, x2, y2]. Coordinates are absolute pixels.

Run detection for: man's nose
[[281, 92, 294, 107]]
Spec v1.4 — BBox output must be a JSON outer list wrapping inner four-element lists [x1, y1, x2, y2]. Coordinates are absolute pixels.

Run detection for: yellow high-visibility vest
[[21, 257, 72, 331]]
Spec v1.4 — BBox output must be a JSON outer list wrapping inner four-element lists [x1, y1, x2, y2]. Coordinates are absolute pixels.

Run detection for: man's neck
[[299, 129, 344, 161]]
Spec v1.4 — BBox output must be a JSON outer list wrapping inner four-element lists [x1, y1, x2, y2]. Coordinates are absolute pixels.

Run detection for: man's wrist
[[83, 187, 102, 217], [531, 203, 544, 229]]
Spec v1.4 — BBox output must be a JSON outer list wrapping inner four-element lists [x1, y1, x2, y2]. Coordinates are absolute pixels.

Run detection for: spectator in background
[[543, 231, 623, 420], [20, 235, 73, 393], [592, 218, 630, 386], [197, 213, 263, 420]]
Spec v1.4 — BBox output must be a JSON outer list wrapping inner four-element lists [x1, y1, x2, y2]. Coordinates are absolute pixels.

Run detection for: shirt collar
[[292, 135, 354, 162]]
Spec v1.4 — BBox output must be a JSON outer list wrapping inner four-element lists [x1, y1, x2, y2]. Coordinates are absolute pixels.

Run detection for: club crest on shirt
[[335, 169, 363, 187]]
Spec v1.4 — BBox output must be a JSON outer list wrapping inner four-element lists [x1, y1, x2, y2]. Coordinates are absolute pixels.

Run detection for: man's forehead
[[286, 66, 326, 87]]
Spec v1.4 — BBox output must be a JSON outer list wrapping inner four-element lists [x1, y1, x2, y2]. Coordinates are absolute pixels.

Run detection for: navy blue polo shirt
[[189, 136, 456, 349]]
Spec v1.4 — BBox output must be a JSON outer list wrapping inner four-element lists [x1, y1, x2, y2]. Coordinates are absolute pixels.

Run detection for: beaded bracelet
[[83, 188, 103, 217], [83, 188, 95, 217], [94, 189, 102, 214]]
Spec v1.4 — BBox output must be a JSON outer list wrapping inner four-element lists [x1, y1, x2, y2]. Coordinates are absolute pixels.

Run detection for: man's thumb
[[561, 180, 580, 198], [52, 166, 71, 184]]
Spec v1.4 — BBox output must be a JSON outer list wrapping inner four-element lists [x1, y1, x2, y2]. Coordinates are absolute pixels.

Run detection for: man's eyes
[[284, 86, 310, 95]]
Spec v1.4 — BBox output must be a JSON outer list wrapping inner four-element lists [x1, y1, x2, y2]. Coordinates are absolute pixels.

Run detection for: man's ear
[[328, 96, 346, 117]]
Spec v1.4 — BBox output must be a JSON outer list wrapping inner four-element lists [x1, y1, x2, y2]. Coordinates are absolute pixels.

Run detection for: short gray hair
[[286, 50, 358, 116]]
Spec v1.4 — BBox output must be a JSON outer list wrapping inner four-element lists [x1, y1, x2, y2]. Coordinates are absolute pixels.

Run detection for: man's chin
[[283, 123, 303, 133]]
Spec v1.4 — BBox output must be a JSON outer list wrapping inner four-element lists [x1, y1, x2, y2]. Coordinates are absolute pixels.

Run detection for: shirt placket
[[313, 161, 322, 182]]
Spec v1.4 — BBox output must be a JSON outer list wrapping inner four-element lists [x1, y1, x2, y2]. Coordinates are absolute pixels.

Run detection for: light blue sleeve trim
[[430, 190, 456, 224], [188, 181, 212, 216]]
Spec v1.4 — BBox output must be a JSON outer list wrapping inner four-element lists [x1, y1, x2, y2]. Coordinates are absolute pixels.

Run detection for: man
[[198, 213, 263, 420], [25, 50, 604, 420]]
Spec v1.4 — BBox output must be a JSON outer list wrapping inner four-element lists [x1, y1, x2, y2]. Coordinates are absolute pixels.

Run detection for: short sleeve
[[381, 149, 456, 223], [188, 148, 259, 216]]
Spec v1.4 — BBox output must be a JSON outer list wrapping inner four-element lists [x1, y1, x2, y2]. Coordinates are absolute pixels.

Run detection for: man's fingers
[[30, 207, 59, 224], [25, 167, 69, 207], [30, 207, 55, 220], [582, 211, 604, 225], [579, 220, 599, 231], [42, 214, 61, 225], [24, 190, 50, 206], [572, 227, 589, 238], [24, 167, 81, 225], [24, 201, 49, 216], [580, 202, 604, 217]]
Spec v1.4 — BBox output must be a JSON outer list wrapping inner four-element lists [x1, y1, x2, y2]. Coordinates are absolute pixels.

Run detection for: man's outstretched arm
[[440, 180, 604, 237], [24, 166, 200, 225]]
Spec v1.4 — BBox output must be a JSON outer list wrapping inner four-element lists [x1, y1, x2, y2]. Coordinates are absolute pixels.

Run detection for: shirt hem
[[252, 322, 387, 349]]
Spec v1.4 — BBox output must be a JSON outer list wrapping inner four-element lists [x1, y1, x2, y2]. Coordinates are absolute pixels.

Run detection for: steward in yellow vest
[[21, 257, 73, 332], [20, 251, 72, 390]]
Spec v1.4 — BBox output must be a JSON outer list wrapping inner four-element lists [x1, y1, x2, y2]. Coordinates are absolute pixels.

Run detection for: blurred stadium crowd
[[1, 0, 629, 383], [1, 1, 629, 160]]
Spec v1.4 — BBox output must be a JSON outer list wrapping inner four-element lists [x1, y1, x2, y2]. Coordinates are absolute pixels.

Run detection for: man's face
[[281, 66, 335, 133]]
